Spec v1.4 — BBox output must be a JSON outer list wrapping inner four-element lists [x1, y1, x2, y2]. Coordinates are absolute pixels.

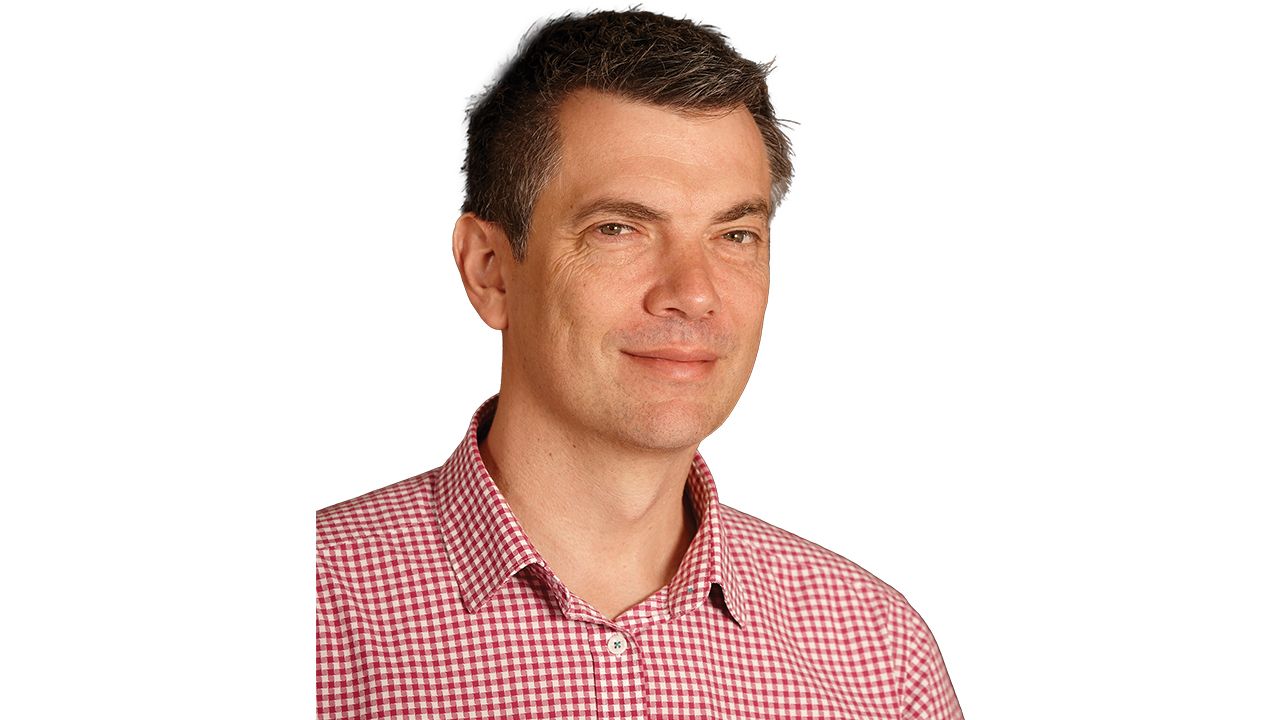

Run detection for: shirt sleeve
[[317, 552, 361, 719], [897, 603, 964, 720]]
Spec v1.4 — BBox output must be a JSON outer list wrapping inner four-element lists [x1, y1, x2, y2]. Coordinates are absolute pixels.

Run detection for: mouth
[[621, 347, 718, 381]]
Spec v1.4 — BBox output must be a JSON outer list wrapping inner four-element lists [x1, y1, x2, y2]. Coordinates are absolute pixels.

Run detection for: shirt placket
[[591, 624, 646, 720], [566, 593, 670, 720]]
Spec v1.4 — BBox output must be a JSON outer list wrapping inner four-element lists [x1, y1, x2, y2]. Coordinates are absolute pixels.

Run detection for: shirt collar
[[434, 395, 752, 628]]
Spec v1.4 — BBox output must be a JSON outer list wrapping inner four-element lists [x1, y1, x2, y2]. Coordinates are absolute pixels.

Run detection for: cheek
[[721, 267, 770, 322], [550, 253, 643, 314], [541, 274, 636, 361]]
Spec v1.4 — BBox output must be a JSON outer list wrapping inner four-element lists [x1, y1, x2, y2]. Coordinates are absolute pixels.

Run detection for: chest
[[325, 577, 902, 719]]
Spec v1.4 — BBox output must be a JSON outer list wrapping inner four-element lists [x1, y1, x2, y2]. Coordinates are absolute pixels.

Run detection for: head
[[454, 10, 794, 453], [461, 10, 794, 260]]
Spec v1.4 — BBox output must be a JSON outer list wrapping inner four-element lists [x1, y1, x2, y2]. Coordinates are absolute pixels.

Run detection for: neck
[[478, 387, 700, 619]]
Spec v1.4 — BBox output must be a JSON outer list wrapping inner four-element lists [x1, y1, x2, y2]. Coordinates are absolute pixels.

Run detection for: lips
[[622, 347, 718, 363], [621, 347, 718, 381]]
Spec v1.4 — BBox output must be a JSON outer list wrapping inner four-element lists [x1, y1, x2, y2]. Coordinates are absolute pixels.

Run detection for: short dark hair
[[461, 9, 794, 260]]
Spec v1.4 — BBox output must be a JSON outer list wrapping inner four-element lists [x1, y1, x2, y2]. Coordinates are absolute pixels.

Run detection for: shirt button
[[606, 632, 628, 656]]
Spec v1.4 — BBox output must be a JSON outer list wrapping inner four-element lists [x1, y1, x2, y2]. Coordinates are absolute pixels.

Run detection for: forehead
[[542, 89, 772, 218]]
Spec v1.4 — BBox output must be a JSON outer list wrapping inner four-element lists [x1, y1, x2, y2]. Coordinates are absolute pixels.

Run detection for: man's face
[[502, 89, 773, 452]]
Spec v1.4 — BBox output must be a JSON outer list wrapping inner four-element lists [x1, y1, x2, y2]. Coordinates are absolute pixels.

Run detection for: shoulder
[[721, 503, 906, 601], [721, 504, 963, 715], [720, 503, 934, 639], [316, 470, 437, 551]]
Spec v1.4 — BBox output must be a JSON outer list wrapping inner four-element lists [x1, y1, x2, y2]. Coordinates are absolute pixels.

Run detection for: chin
[[611, 395, 734, 451]]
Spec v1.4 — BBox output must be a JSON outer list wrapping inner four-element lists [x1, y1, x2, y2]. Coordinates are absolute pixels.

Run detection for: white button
[[606, 632, 628, 656]]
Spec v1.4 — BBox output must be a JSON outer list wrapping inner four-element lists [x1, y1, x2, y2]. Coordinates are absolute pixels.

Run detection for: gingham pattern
[[318, 397, 963, 719]]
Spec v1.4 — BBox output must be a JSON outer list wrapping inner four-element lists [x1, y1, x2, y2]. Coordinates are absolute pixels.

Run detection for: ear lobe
[[452, 213, 511, 331]]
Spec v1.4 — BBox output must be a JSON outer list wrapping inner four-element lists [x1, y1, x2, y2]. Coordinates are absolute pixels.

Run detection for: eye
[[723, 229, 761, 244], [595, 222, 637, 237]]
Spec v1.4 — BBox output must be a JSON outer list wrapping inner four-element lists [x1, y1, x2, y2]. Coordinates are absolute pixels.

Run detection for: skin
[[452, 89, 773, 620]]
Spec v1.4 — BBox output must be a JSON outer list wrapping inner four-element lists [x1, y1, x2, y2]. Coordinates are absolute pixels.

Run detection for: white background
[[2, 1, 1277, 717]]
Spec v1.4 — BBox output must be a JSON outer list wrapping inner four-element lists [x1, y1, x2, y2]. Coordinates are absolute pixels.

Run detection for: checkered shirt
[[317, 397, 963, 718]]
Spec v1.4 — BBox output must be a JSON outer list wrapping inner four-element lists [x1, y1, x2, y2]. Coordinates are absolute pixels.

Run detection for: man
[[317, 9, 962, 719]]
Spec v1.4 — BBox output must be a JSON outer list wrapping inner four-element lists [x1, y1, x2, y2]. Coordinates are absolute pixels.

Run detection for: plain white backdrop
[[2, 1, 1277, 717]]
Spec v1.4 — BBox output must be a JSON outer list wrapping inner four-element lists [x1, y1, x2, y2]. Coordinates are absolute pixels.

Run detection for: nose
[[643, 240, 722, 320]]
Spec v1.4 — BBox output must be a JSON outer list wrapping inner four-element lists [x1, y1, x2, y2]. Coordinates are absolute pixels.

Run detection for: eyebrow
[[569, 196, 772, 228], [711, 199, 771, 224], [570, 198, 669, 226]]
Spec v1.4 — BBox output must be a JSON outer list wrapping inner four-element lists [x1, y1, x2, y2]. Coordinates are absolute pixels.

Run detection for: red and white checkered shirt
[[317, 397, 963, 719]]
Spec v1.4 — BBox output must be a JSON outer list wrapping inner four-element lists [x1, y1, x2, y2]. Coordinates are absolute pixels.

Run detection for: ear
[[452, 212, 512, 331]]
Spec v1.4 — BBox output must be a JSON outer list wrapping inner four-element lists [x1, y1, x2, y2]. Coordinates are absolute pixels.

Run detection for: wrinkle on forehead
[[541, 91, 772, 222]]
